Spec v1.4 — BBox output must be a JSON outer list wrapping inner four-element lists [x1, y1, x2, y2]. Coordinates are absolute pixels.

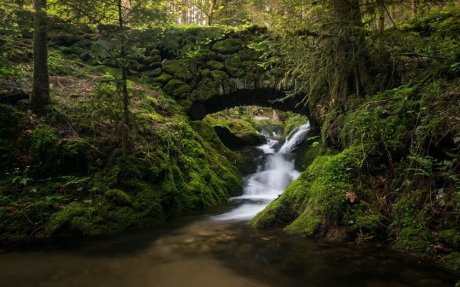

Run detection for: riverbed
[[0, 217, 455, 287]]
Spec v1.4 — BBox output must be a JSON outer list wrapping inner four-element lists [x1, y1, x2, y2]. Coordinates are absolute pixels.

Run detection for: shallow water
[[0, 218, 455, 287]]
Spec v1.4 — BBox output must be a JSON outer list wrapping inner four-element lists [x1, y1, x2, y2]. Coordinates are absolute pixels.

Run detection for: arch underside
[[188, 88, 309, 120]]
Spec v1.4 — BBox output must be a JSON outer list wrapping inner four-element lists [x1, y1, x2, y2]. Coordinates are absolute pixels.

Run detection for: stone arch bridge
[[134, 28, 311, 122]]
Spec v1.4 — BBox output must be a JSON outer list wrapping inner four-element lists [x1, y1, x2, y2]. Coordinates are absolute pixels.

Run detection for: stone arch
[[187, 87, 310, 121]]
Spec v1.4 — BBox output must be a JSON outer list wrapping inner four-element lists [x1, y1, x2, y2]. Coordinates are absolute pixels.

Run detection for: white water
[[212, 123, 310, 221]]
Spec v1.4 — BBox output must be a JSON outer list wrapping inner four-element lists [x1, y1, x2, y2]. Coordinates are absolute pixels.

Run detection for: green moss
[[389, 194, 435, 255], [440, 252, 460, 276], [0, 104, 26, 171], [105, 189, 133, 206], [128, 180, 164, 222], [210, 70, 229, 82], [153, 73, 173, 84], [392, 226, 434, 255], [145, 55, 162, 63], [206, 60, 225, 70], [163, 79, 192, 99], [224, 54, 243, 77], [253, 148, 356, 235], [47, 203, 92, 235], [29, 126, 59, 176], [59, 139, 90, 174], [343, 201, 384, 237], [211, 38, 244, 54], [0, 104, 27, 136], [238, 48, 260, 61], [0, 212, 25, 241], [194, 49, 218, 61], [284, 209, 322, 236], [162, 59, 195, 81], [190, 79, 220, 101], [299, 142, 322, 169], [31, 126, 59, 158], [200, 69, 211, 77], [144, 68, 162, 77], [439, 229, 460, 249]]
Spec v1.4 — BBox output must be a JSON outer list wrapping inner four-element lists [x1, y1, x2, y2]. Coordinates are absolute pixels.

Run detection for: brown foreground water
[[0, 211, 456, 287]]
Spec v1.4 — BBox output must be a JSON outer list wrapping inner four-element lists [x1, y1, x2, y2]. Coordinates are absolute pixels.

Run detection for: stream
[[0, 124, 456, 287]]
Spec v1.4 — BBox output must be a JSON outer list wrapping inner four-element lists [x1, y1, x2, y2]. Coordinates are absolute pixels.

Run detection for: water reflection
[[0, 219, 455, 287]]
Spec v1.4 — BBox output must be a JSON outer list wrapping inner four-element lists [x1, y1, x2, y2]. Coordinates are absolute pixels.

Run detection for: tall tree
[[330, 0, 368, 99], [31, 0, 50, 114], [118, 0, 130, 154]]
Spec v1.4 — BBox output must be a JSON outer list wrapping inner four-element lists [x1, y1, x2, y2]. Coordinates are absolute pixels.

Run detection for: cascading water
[[212, 123, 311, 221]]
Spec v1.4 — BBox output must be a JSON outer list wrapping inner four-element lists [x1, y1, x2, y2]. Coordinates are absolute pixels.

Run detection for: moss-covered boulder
[[252, 147, 358, 238], [153, 73, 173, 84], [162, 59, 195, 81], [206, 60, 225, 70], [47, 203, 93, 235], [163, 79, 192, 99], [145, 55, 162, 64], [194, 49, 218, 61], [211, 38, 244, 54], [238, 48, 261, 61], [29, 126, 60, 176], [105, 189, 133, 206], [439, 229, 460, 249], [224, 54, 243, 77], [190, 79, 221, 101], [210, 70, 230, 82], [440, 252, 460, 276], [144, 67, 162, 78]]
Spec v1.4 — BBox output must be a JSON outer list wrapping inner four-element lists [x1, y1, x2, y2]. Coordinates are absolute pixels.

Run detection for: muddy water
[[0, 216, 455, 287]]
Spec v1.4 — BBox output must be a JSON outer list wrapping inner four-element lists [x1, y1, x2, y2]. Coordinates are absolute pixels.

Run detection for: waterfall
[[279, 123, 311, 153], [212, 122, 310, 221]]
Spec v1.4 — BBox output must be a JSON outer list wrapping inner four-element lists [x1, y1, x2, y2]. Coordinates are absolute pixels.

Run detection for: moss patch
[[211, 38, 244, 54], [252, 147, 357, 237], [440, 252, 460, 276], [162, 59, 195, 81], [163, 79, 192, 99]]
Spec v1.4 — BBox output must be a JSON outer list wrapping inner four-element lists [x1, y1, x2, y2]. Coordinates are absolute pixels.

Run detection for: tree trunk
[[411, 0, 418, 16], [182, 0, 188, 24], [330, 0, 368, 100], [207, 0, 218, 25], [376, 0, 385, 33], [118, 0, 130, 154], [31, 0, 50, 114]]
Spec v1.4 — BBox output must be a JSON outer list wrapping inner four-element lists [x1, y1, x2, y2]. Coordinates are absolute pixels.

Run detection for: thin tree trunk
[[31, 0, 50, 114], [182, 0, 188, 24], [376, 0, 385, 33], [118, 0, 130, 153], [207, 0, 218, 25], [411, 0, 418, 16]]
